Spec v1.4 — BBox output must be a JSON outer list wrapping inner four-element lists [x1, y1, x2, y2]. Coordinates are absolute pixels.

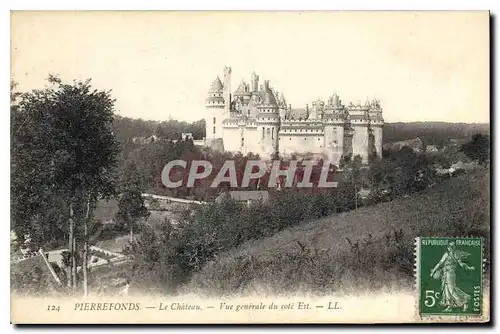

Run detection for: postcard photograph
[[9, 10, 490, 324]]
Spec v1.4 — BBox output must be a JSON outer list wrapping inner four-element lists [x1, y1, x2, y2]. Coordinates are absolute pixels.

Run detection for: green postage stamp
[[416, 237, 483, 317]]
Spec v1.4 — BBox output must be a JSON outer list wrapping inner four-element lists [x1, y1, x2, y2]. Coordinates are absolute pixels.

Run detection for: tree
[[343, 155, 363, 210], [11, 75, 119, 295], [117, 162, 150, 242], [10, 80, 21, 104], [339, 154, 353, 170], [460, 134, 490, 166], [368, 156, 397, 202]]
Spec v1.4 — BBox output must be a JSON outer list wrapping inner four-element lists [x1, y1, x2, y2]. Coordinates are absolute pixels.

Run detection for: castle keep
[[205, 66, 384, 165]]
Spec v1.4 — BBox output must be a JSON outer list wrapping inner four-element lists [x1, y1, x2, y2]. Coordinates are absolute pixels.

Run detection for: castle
[[205, 66, 384, 165]]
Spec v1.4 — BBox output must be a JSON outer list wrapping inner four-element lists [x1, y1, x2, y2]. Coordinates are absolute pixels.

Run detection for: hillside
[[186, 168, 490, 295], [383, 122, 489, 146]]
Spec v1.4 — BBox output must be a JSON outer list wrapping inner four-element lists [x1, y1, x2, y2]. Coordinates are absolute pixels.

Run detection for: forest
[[112, 117, 490, 148]]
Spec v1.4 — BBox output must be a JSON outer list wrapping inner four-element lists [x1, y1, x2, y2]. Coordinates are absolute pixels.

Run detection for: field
[[186, 168, 490, 296]]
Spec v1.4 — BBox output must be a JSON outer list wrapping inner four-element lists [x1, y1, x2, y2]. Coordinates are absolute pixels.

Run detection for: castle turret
[[368, 98, 384, 158], [310, 99, 324, 120], [256, 80, 280, 158], [277, 92, 288, 120], [347, 99, 371, 163], [223, 66, 232, 119], [234, 79, 252, 116], [205, 76, 225, 147], [323, 93, 346, 165]]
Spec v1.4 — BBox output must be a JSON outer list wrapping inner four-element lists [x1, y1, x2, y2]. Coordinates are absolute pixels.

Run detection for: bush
[[187, 228, 414, 296], [128, 169, 490, 295], [126, 187, 356, 294], [189, 169, 491, 296]]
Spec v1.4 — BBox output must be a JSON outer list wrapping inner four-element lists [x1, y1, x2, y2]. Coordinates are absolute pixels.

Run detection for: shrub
[[126, 189, 352, 293], [187, 228, 414, 296]]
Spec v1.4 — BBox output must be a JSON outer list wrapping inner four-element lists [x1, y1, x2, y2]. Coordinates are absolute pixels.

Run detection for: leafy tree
[[343, 155, 363, 209], [10, 80, 21, 104], [460, 134, 490, 166], [11, 75, 119, 294], [116, 162, 150, 242]]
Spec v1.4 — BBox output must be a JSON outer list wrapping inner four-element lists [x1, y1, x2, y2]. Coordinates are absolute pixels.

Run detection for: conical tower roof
[[280, 92, 287, 106], [364, 97, 371, 107], [209, 76, 223, 92], [258, 80, 278, 107], [262, 90, 278, 106]]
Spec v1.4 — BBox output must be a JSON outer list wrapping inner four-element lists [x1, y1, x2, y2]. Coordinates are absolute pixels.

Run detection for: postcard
[[10, 10, 490, 324]]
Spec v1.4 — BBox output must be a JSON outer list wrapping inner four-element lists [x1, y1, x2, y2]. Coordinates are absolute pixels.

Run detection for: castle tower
[[205, 76, 225, 147], [256, 80, 280, 158], [234, 79, 252, 116], [277, 92, 288, 120], [347, 99, 371, 164], [323, 93, 346, 165], [223, 66, 232, 119], [368, 98, 384, 158], [310, 99, 324, 120]]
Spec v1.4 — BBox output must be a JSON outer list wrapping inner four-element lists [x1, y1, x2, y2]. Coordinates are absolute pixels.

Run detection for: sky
[[11, 11, 490, 123]]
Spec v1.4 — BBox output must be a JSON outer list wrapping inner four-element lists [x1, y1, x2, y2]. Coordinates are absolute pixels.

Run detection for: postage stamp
[[416, 237, 483, 317]]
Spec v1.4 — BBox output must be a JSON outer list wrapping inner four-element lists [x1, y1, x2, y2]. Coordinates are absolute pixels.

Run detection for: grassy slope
[[186, 168, 490, 295]]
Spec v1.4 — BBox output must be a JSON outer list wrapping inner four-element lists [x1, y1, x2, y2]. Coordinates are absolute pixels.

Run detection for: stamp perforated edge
[[414, 236, 488, 323]]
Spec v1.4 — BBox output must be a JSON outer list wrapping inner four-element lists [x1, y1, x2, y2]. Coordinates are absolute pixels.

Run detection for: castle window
[[241, 137, 244, 146], [304, 138, 307, 140], [213, 127, 216, 134], [272, 128, 274, 139], [289, 138, 291, 140], [213, 117, 216, 124]]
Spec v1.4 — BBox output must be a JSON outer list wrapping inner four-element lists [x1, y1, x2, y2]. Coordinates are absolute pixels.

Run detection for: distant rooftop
[[215, 190, 270, 203]]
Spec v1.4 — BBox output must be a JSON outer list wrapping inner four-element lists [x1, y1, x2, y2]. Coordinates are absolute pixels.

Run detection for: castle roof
[[288, 108, 308, 120], [208, 76, 223, 92], [257, 80, 278, 108], [234, 79, 250, 96], [279, 92, 287, 107], [364, 97, 371, 108], [262, 90, 278, 106]]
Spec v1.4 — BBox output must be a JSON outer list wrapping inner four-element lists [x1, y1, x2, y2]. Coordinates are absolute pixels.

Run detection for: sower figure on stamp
[[430, 242, 475, 312]]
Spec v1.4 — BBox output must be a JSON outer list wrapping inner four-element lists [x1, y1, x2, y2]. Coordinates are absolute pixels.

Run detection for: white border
[[2, 1, 498, 333]]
